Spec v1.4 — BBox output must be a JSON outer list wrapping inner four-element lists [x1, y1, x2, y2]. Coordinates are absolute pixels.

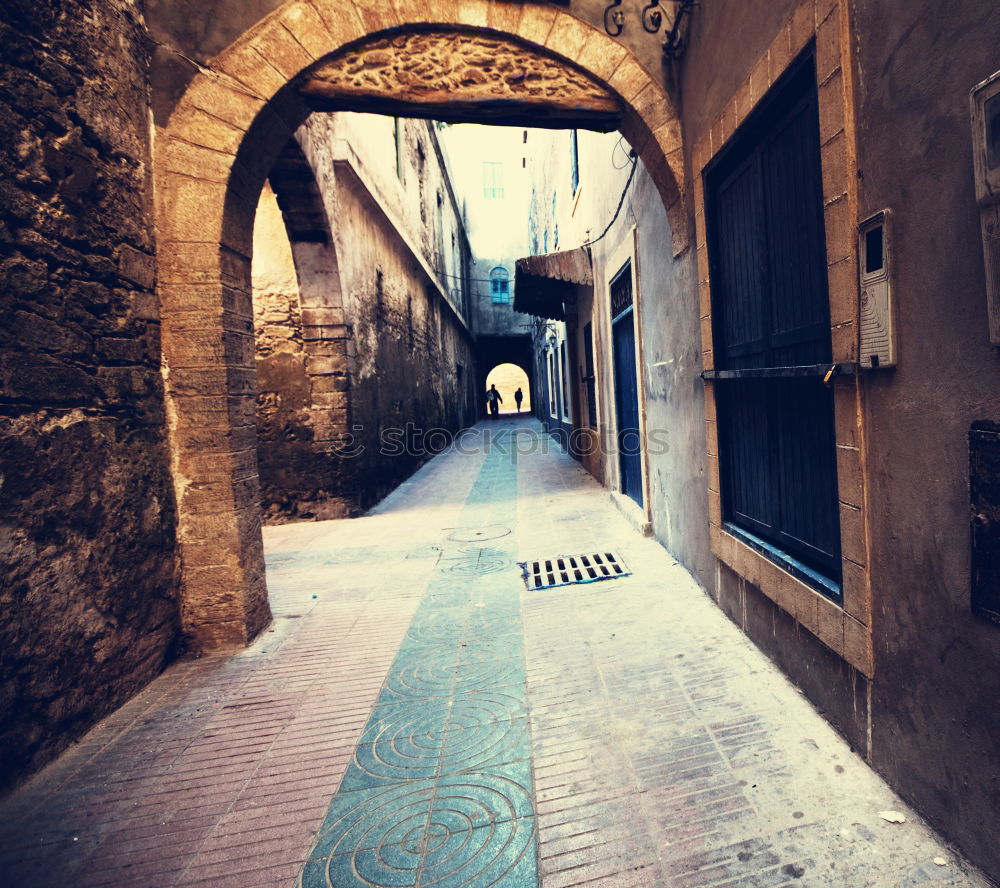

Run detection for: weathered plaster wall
[[0, 0, 180, 791], [631, 172, 711, 589], [524, 125, 712, 582], [300, 113, 476, 508], [851, 1, 1000, 875]]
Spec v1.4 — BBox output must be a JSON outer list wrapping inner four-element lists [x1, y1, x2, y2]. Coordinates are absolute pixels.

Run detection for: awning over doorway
[[513, 247, 593, 321]]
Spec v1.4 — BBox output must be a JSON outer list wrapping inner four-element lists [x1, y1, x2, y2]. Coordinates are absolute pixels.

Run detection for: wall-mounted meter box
[[858, 210, 894, 369], [970, 70, 1000, 345]]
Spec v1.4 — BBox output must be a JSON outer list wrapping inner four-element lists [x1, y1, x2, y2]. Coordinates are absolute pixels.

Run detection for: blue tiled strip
[[300, 431, 536, 888]]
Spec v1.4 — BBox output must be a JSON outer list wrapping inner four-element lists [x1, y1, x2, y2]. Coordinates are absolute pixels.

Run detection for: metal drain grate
[[523, 551, 630, 590]]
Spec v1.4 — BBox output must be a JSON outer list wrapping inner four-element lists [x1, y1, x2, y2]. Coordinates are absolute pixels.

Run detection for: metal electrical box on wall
[[970, 70, 1000, 345], [858, 210, 895, 369]]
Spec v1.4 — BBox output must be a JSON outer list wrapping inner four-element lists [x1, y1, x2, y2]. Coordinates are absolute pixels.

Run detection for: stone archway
[[156, 0, 687, 651], [255, 135, 355, 524]]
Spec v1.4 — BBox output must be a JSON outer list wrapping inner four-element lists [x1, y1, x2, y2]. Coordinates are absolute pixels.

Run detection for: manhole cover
[[446, 525, 512, 542], [522, 551, 630, 591], [443, 547, 510, 575]]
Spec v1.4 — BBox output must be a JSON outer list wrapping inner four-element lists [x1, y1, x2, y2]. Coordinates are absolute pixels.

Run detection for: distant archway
[[486, 363, 531, 415], [156, 0, 687, 650]]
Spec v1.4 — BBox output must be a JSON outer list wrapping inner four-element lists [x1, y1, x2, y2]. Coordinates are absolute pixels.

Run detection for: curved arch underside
[[299, 29, 624, 131]]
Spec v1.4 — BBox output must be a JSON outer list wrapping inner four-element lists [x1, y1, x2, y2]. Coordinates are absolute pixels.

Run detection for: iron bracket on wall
[[601, 0, 698, 60]]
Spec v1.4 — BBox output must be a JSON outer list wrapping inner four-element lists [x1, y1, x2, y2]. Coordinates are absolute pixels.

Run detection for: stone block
[[313, 391, 348, 410], [248, 19, 316, 80], [699, 279, 712, 316], [214, 45, 287, 103], [157, 174, 228, 246], [818, 68, 846, 143], [816, 594, 845, 653], [843, 614, 873, 676], [309, 0, 369, 47], [301, 307, 346, 326], [632, 86, 675, 139], [708, 488, 722, 526], [769, 22, 793, 79], [826, 255, 854, 326], [607, 56, 650, 105], [456, 0, 488, 27], [575, 31, 628, 85], [306, 354, 348, 376], [487, 0, 522, 33], [818, 33, 842, 102], [183, 75, 267, 132], [168, 105, 244, 155], [795, 583, 819, 635], [700, 315, 713, 354], [158, 244, 227, 286], [276, 2, 336, 61], [839, 502, 866, 566], [841, 557, 869, 625], [831, 320, 856, 363], [160, 139, 232, 186], [820, 130, 848, 202], [823, 194, 852, 266], [515, 3, 557, 45], [546, 13, 593, 62], [790, 2, 816, 55], [733, 77, 752, 127], [749, 50, 771, 107], [116, 244, 156, 290], [836, 443, 863, 509], [707, 453, 720, 493], [833, 382, 859, 448]]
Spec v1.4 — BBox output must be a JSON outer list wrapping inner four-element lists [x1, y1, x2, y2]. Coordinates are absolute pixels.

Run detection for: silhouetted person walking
[[486, 384, 502, 419], [514, 387, 523, 413]]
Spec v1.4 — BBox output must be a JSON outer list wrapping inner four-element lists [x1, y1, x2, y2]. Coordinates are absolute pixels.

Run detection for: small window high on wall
[[483, 161, 504, 199], [490, 267, 510, 304]]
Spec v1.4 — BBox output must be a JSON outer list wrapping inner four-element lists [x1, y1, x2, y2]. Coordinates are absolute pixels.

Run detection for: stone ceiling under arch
[[297, 29, 625, 131]]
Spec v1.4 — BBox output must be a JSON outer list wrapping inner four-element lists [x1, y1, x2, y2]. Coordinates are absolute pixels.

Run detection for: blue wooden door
[[612, 306, 643, 507]]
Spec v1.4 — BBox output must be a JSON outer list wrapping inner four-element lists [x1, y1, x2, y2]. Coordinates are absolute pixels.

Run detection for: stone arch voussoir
[[156, 0, 686, 650]]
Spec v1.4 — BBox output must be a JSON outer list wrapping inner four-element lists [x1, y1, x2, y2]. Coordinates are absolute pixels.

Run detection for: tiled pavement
[[0, 419, 992, 888]]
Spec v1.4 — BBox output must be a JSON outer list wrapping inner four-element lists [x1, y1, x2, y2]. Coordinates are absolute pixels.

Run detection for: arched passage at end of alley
[[4, 1, 1000, 885], [156, 0, 688, 652]]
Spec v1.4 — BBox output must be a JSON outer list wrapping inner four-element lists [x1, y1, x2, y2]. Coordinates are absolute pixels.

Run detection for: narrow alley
[[4, 1, 1000, 884], [0, 421, 988, 888]]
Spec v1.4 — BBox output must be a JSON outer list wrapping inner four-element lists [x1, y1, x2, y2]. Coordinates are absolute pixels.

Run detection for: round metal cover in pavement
[[447, 525, 511, 542]]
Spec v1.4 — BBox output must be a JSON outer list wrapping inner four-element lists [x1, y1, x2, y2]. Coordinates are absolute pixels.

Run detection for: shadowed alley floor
[[0, 419, 990, 888]]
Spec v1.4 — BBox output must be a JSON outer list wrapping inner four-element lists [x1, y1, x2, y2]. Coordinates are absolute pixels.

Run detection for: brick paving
[[0, 418, 991, 888]]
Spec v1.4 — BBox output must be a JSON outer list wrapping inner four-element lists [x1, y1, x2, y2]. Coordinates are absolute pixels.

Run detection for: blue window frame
[[490, 267, 510, 304]]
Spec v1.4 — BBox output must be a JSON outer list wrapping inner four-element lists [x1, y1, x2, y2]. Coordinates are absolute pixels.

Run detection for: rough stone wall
[[325, 118, 475, 507], [0, 0, 180, 792], [339, 176, 475, 507]]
